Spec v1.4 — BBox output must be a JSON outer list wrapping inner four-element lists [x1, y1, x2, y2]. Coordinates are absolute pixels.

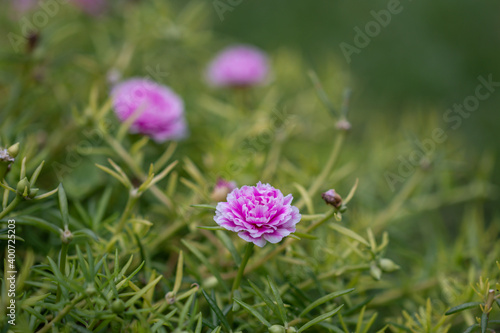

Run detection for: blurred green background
[[205, 0, 500, 207]]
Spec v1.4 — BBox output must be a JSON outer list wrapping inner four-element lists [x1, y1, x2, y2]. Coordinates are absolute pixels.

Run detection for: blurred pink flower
[[111, 78, 188, 143], [12, 0, 37, 13], [206, 45, 269, 87], [211, 178, 237, 202], [214, 182, 301, 247], [71, 0, 106, 16]]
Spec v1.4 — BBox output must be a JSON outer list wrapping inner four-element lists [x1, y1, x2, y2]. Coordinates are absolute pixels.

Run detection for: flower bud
[[7, 143, 20, 158], [336, 119, 352, 131], [420, 157, 431, 171], [211, 178, 236, 202], [111, 299, 125, 314], [321, 189, 342, 208], [85, 283, 96, 295], [269, 325, 286, 333], [370, 262, 382, 281], [286, 328, 297, 333], [379, 258, 400, 272], [61, 229, 73, 244], [16, 177, 31, 197], [165, 291, 176, 304], [27, 32, 39, 53], [107, 68, 122, 86]]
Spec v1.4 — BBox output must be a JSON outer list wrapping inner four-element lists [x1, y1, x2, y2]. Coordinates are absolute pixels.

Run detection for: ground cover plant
[[0, 1, 499, 332]]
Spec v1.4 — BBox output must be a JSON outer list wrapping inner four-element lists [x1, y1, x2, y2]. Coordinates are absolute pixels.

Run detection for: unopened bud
[[16, 177, 31, 197], [111, 299, 125, 313], [7, 143, 20, 158], [61, 229, 73, 244], [336, 119, 351, 131], [165, 291, 176, 304], [26, 32, 40, 53], [370, 262, 382, 281], [269, 325, 286, 333], [420, 157, 431, 171], [85, 283, 96, 295], [107, 68, 122, 86], [321, 189, 342, 208], [379, 258, 400, 272]]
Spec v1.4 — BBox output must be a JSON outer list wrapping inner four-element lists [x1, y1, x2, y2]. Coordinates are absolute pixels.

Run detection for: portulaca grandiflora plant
[[1, 1, 498, 332]]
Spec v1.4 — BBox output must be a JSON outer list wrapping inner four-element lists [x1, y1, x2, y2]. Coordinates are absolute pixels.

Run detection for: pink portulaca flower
[[111, 78, 188, 143], [206, 45, 269, 87], [214, 182, 301, 247]]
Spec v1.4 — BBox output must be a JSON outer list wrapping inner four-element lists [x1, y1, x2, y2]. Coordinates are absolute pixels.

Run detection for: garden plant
[[0, 1, 499, 332]]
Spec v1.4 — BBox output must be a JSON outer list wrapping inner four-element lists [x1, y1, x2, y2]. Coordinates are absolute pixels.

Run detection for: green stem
[[233, 87, 248, 114], [228, 242, 253, 327], [0, 195, 22, 220], [115, 191, 139, 235], [296, 131, 346, 210], [223, 210, 335, 279], [231, 243, 254, 298], [0, 163, 9, 181], [38, 294, 85, 333]]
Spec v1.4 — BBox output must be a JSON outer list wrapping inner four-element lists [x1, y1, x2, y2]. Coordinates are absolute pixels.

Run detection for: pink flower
[[11, 0, 37, 13], [206, 45, 269, 87], [71, 0, 106, 16], [211, 178, 237, 202], [214, 182, 301, 247], [111, 78, 188, 143]]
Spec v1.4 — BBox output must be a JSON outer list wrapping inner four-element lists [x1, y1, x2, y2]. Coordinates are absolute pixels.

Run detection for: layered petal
[[214, 182, 301, 247]]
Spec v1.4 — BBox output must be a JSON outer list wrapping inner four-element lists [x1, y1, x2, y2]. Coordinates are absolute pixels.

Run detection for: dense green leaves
[[233, 298, 271, 327], [0, 0, 498, 331], [201, 290, 231, 332]]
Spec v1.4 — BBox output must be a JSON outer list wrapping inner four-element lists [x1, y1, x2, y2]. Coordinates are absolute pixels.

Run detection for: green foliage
[[0, 1, 498, 332]]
